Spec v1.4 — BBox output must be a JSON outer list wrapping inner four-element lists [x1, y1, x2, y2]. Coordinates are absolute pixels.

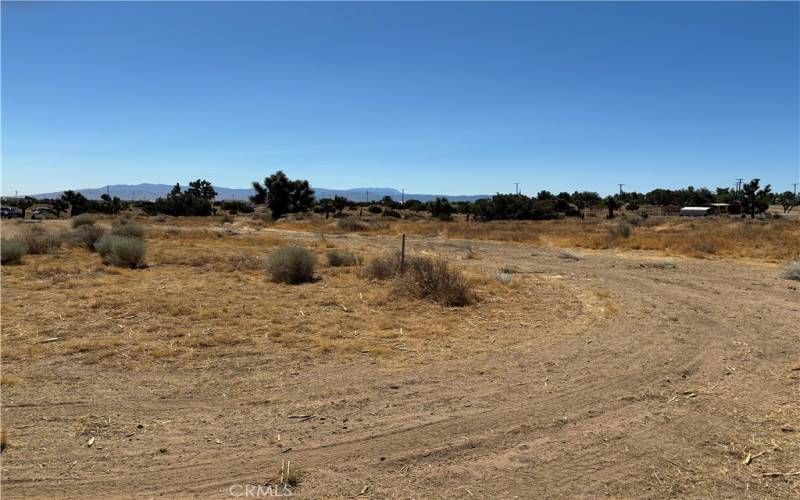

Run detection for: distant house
[[707, 202, 741, 215], [679, 206, 712, 217]]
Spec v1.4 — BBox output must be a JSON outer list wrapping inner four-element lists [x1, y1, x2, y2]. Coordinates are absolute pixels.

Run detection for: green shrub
[[1, 239, 28, 264], [326, 250, 362, 267], [17, 226, 61, 254], [95, 234, 147, 268], [71, 224, 107, 251], [71, 214, 97, 228], [367, 205, 382, 214], [111, 219, 145, 239], [267, 245, 316, 284]]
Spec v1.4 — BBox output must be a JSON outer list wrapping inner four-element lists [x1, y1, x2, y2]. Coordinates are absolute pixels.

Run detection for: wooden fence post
[[400, 233, 406, 275]]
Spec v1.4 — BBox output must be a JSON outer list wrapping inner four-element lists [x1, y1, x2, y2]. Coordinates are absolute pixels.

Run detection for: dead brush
[[336, 218, 369, 232], [275, 460, 301, 488], [608, 221, 632, 239], [363, 252, 474, 306], [326, 249, 362, 267], [17, 225, 62, 254], [361, 251, 402, 279]]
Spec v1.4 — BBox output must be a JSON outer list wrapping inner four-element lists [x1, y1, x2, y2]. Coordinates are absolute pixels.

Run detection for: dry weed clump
[[71, 214, 97, 228], [267, 245, 316, 284], [361, 252, 402, 279], [397, 256, 474, 306], [95, 235, 147, 268], [326, 249, 362, 267], [363, 252, 474, 306], [336, 218, 369, 232], [1, 239, 28, 264], [781, 261, 800, 281], [17, 226, 62, 254], [608, 221, 632, 239]]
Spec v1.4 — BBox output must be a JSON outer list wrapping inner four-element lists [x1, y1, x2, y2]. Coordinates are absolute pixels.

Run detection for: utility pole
[[514, 183, 520, 195], [401, 188, 404, 205], [793, 182, 798, 202], [618, 184, 625, 197], [366, 190, 369, 203], [735, 178, 743, 198]]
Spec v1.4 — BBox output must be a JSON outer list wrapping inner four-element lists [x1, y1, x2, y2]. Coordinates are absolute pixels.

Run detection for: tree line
[[4, 174, 795, 220]]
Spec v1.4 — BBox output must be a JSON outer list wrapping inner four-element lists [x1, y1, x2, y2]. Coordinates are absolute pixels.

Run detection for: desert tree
[[290, 179, 315, 213], [187, 179, 218, 201], [51, 199, 69, 217], [100, 193, 123, 214], [333, 195, 348, 214], [251, 171, 315, 219], [778, 191, 797, 213], [317, 198, 335, 219], [61, 190, 90, 216], [741, 179, 772, 219], [429, 197, 453, 217], [604, 196, 621, 219]]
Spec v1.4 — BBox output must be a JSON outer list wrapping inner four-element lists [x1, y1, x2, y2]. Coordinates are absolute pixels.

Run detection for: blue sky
[[2, 1, 798, 196]]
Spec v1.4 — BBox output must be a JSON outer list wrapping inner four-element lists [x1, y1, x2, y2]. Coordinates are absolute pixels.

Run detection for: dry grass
[[0, 217, 579, 367], [268, 215, 799, 261], [1, 214, 791, 370]]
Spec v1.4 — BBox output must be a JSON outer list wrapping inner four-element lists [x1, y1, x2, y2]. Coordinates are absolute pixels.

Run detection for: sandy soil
[[2, 225, 799, 498]]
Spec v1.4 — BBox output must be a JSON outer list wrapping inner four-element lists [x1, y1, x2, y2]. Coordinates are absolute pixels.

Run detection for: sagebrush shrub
[[95, 234, 147, 268], [367, 205, 382, 214], [1, 239, 28, 264], [267, 245, 316, 284], [71, 214, 96, 228], [361, 252, 402, 279], [111, 219, 144, 239], [18, 226, 61, 254], [326, 250, 362, 267], [71, 224, 107, 251]]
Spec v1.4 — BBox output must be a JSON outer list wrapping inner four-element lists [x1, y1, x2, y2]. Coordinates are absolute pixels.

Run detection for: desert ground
[[1, 214, 799, 498]]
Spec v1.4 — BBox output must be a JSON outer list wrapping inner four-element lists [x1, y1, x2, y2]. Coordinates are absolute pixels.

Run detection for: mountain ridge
[[28, 184, 490, 203]]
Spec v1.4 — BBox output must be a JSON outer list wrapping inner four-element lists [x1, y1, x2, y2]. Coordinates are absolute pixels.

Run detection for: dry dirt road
[[2, 230, 799, 498]]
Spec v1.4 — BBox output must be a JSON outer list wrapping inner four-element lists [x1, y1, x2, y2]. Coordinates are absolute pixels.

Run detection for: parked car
[[0, 207, 23, 219], [31, 208, 58, 220]]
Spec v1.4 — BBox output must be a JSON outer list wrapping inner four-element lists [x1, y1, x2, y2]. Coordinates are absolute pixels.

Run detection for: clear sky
[[2, 1, 798, 197]]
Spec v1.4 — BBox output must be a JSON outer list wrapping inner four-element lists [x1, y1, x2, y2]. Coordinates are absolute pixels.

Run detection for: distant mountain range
[[30, 184, 490, 203]]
